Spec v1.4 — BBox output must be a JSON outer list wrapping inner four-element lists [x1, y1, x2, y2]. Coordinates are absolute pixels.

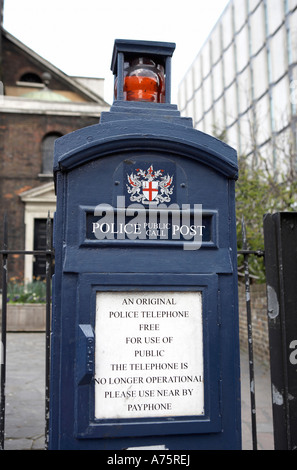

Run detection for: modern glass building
[[178, 0, 297, 174]]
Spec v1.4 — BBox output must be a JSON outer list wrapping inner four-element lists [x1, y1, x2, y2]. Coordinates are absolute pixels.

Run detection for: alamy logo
[[92, 197, 204, 251], [127, 165, 174, 204]]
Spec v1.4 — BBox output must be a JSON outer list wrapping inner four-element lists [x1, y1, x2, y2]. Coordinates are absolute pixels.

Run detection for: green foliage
[[213, 125, 297, 283], [236, 155, 297, 282], [7, 279, 48, 303]]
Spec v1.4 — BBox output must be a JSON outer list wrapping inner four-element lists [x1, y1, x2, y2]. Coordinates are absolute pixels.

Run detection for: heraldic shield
[[127, 165, 174, 205]]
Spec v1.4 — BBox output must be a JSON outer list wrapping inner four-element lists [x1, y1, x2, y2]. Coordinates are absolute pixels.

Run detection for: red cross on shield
[[142, 181, 159, 201]]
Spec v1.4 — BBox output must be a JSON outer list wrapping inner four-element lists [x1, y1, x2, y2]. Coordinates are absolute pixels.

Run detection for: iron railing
[[0, 213, 53, 450], [238, 217, 265, 451]]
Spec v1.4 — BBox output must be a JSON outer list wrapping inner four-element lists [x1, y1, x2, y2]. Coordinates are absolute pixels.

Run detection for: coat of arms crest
[[126, 165, 174, 204]]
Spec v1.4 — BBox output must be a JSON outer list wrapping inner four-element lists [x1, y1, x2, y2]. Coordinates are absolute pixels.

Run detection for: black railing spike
[[241, 216, 258, 450], [45, 213, 52, 450], [0, 213, 8, 450]]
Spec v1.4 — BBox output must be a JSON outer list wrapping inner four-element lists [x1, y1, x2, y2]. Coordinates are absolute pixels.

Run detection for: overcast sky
[[3, 0, 230, 104]]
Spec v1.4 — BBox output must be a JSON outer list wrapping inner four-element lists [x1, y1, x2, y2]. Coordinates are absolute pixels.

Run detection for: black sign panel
[[86, 211, 213, 244], [264, 212, 297, 450]]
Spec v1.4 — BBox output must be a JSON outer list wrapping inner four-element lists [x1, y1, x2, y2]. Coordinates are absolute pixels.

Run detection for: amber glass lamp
[[111, 40, 175, 104], [123, 57, 164, 103]]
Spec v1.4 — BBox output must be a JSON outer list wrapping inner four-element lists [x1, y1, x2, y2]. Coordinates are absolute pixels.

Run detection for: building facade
[[178, 0, 297, 174], [0, 26, 110, 282]]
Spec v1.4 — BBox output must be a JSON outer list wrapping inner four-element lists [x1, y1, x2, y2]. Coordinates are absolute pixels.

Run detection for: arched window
[[19, 72, 43, 84], [42, 133, 62, 175]]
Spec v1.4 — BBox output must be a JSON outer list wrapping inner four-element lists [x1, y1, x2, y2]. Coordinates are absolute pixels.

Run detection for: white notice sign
[[95, 291, 204, 420]]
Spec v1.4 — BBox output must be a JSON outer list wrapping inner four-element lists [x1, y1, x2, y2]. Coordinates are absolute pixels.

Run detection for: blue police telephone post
[[49, 40, 241, 450]]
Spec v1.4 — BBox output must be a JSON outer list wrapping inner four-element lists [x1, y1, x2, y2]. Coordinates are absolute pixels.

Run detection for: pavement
[[3, 332, 274, 451]]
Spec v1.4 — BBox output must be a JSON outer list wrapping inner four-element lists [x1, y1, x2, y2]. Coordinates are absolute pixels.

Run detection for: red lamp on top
[[111, 39, 175, 104]]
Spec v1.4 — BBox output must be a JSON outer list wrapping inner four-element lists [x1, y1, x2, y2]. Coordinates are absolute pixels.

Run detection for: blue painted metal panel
[[49, 46, 241, 449], [53, 118, 237, 178]]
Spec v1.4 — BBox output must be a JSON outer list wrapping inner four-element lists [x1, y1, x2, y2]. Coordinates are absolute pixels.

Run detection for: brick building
[[0, 24, 110, 282]]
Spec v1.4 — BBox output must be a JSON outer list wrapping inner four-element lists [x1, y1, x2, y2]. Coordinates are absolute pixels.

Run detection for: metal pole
[[0, 214, 8, 450], [242, 217, 258, 450], [45, 212, 52, 450]]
